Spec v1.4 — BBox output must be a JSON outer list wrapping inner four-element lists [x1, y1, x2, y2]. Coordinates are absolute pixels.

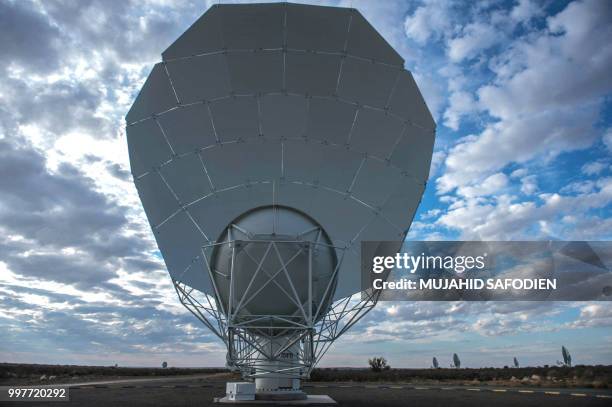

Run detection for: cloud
[[510, 168, 527, 179], [345, 301, 568, 344], [456, 172, 508, 198], [0, 1, 62, 73], [438, 0, 612, 193], [106, 162, 132, 182], [36, 0, 195, 64], [405, 0, 547, 131], [437, 177, 612, 240], [604, 128, 612, 152], [1, 0, 611, 368], [582, 160, 609, 175], [403, 0, 454, 45], [560, 180, 596, 195], [0, 0, 214, 148], [510, 0, 542, 24], [421, 208, 442, 220], [0, 282, 226, 366], [566, 304, 612, 328], [411, 70, 446, 122], [0, 140, 124, 241], [428, 151, 447, 178], [0, 136, 165, 295], [447, 22, 499, 62], [443, 90, 477, 130], [520, 175, 538, 195], [6, 80, 110, 140], [473, 315, 526, 337], [439, 107, 601, 194]]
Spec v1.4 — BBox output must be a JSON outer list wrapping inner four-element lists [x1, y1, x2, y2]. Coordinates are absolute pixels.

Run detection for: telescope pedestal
[[214, 393, 338, 406], [216, 378, 335, 404]]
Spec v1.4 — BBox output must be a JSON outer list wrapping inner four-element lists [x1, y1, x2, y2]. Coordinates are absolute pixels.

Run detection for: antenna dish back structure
[[126, 2, 435, 401], [561, 346, 572, 367], [452, 353, 461, 369]]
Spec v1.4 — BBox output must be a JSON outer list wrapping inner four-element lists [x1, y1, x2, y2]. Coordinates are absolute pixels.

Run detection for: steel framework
[[172, 233, 381, 380]]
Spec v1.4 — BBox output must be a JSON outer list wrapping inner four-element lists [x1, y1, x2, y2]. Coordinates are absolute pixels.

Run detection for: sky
[[0, 0, 611, 368]]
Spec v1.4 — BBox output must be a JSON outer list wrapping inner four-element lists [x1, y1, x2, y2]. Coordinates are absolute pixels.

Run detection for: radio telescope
[[126, 2, 434, 403]]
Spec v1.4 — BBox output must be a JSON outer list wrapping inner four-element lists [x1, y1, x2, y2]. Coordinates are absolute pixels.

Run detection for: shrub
[[368, 357, 390, 372]]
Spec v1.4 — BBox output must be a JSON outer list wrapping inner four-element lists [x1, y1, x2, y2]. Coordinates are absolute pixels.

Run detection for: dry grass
[[2, 363, 610, 389], [308, 366, 612, 388], [0, 363, 226, 385]]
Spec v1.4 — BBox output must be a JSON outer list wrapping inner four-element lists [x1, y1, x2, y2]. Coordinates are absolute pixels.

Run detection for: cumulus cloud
[[403, 0, 454, 44], [345, 301, 565, 345], [437, 177, 612, 240], [447, 22, 499, 62], [0, 138, 163, 292], [428, 150, 447, 178], [0, 1, 62, 73], [0, 0, 225, 365], [438, 0, 612, 193], [560, 179, 596, 195], [344, 302, 470, 343], [510, 0, 543, 24], [566, 304, 612, 328], [0, 282, 226, 366], [411, 70, 447, 122], [582, 160, 609, 176], [510, 168, 527, 179], [443, 90, 477, 130], [1, 0, 611, 368], [456, 172, 508, 198], [604, 128, 612, 152], [520, 175, 538, 195]]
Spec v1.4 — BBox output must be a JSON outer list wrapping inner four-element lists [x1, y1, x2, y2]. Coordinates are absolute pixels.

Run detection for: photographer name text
[[372, 278, 557, 291]]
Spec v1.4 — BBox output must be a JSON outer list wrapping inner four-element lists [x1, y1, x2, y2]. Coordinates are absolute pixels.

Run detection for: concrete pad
[[214, 394, 337, 405]]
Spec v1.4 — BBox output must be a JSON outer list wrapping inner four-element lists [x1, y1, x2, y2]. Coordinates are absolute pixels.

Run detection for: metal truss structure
[[172, 234, 380, 380]]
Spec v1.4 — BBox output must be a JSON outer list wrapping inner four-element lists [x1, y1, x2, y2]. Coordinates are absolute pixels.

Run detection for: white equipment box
[[226, 382, 255, 401]]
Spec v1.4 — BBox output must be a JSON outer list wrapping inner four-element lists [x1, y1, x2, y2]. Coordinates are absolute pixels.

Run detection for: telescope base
[[214, 394, 336, 405]]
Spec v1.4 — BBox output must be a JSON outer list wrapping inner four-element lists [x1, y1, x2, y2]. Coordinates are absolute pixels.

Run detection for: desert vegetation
[[0, 363, 226, 385], [1, 362, 610, 389], [309, 365, 612, 388], [368, 357, 390, 372]]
